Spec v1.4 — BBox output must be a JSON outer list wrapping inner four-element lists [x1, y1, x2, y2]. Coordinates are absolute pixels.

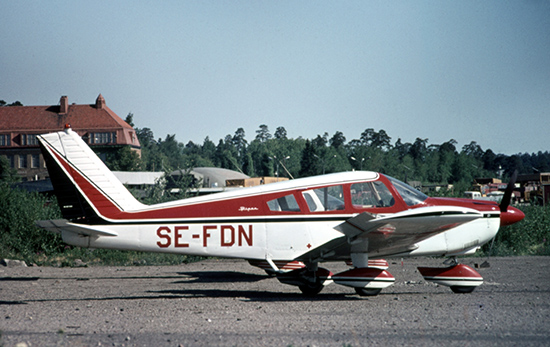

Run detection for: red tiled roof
[[0, 95, 140, 147]]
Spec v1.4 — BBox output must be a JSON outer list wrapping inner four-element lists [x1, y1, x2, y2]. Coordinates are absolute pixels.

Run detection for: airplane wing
[[300, 206, 484, 261]]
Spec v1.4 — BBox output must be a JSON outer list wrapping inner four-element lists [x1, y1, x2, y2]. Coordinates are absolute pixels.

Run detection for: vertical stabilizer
[[38, 127, 145, 221]]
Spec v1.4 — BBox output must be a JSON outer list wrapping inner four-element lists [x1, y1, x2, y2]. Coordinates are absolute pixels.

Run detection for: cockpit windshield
[[385, 175, 428, 206]]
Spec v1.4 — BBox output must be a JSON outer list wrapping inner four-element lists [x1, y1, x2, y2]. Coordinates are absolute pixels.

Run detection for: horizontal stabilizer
[[36, 219, 118, 237]]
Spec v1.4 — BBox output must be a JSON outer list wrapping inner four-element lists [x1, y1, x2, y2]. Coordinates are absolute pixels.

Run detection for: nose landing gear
[[418, 258, 483, 294]]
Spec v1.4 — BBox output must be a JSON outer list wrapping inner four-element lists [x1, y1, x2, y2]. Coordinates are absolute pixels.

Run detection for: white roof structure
[[112, 171, 164, 186]]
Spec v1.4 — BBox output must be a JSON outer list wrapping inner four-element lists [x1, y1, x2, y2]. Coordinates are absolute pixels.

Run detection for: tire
[[264, 270, 277, 277], [450, 286, 476, 294], [299, 283, 324, 296], [355, 287, 382, 296]]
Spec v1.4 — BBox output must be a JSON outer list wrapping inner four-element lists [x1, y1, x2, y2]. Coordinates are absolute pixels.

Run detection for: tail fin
[[38, 127, 145, 222]]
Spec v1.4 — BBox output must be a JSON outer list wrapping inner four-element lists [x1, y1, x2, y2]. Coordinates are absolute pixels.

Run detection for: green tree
[[255, 124, 271, 142], [274, 126, 288, 140], [125, 112, 135, 127], [372, 129, 392, 151], [232, 127, 248, 160], [0, 156, 18, 182], [104, 146, 141, 171], [242, 151, 255, 176], [201, 137, 217, 164], [299, 140, 320, 177], [0, 100, 23, 106], [462, 141, 483, 159], [329, 131, 346, 149], [312, 133, 328, 148], [158, 134, 185, 170]]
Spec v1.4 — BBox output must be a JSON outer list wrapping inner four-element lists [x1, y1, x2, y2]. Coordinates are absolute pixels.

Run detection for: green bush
[[0, 183, 63, 261], [483, 204, 550, 256]]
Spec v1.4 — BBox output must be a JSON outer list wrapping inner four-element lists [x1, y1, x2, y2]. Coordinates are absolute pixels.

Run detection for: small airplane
[[36, 126, 525, 296]]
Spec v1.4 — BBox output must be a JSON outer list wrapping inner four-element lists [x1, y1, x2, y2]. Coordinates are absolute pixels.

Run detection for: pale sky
[[1, 1, 548, 155]]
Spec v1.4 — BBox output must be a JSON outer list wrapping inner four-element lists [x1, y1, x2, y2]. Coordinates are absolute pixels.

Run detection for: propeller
[[499, 170, 518, 212]]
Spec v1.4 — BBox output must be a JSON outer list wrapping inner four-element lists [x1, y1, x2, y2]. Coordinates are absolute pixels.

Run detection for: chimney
[[59, 96, 68, 114], [95, 94, 105, 109]]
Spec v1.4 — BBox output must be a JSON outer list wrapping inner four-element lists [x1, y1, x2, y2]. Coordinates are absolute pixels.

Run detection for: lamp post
[[350, 156, 366, 170], [269, 155, 292, 178], [280, 156, 293, 179], [268, 156, 279, 178]]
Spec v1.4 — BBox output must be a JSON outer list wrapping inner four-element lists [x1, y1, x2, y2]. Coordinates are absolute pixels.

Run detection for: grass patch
[[25, 248, 204, 267]]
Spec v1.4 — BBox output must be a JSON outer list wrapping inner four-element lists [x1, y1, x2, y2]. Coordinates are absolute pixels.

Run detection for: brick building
[[0, 94, 140, 181]]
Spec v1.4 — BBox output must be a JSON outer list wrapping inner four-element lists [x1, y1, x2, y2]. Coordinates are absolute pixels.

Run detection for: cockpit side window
[[386, 175, 428, 206], [351, 181, 395, 208], [303, 185, 345, 212]]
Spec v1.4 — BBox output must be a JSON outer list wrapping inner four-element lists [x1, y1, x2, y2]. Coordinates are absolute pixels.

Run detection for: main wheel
[[355, 287, 382, 296], [450, 286, 476, 294], [299, 283, 324, 296]]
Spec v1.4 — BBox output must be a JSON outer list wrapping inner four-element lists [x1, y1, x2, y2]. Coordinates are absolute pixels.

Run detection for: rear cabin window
[[303, 185, 345, 212], [351, 181, 395, 208], [267, 194, 301, 212]]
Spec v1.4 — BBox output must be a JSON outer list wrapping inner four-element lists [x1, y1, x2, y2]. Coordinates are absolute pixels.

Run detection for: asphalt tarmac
[[1, 256, 549, 346]]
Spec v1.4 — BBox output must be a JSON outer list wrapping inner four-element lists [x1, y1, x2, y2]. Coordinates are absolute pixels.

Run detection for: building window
[[19, 155, 27, 168], [31, 154, 40, 168], [91, 132, 116, 144], [8, 155, 15, 168], [0, 134, 10, 146], [21, 134, 38, 146]]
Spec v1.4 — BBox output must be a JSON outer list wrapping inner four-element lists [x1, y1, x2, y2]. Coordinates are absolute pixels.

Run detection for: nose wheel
[[418, 259, 483, 294], [450, 285, 476, 294]]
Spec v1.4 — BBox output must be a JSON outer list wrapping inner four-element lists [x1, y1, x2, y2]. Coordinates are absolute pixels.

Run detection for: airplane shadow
[[149, 288, 365, 302], [0, 276, 41, 281], [174, 270, 268, 284]]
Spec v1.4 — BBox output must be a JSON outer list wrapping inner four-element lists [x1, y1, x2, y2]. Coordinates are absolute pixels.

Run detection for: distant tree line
[[2, 99, 548, 193], [0, 100, 23, 106], [124, 118, 549, 194]]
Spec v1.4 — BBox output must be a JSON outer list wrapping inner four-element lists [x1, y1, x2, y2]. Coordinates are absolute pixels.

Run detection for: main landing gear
[[332, 265, 395, 296], [276, 264, 333, 296], [275, 259, 395, 296]]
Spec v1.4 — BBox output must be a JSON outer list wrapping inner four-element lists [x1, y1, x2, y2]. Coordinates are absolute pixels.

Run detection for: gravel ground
[[1, 256, 549, 346]]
